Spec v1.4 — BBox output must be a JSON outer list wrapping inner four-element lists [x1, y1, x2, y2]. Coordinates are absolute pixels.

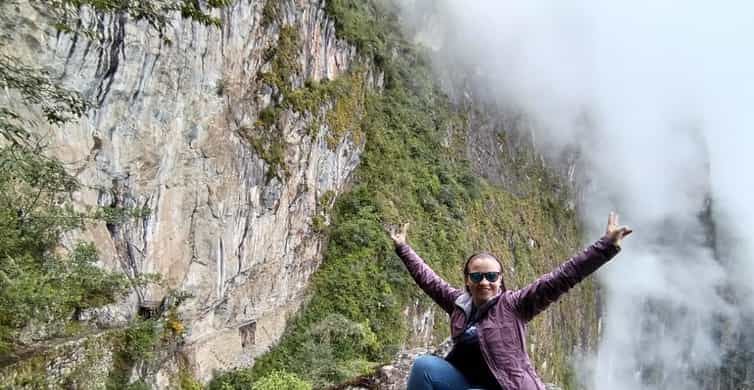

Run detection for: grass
[[219, 1, 599, 388]]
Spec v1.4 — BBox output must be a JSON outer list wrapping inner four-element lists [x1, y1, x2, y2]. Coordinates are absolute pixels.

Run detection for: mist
[[395, 0, 754, 388]]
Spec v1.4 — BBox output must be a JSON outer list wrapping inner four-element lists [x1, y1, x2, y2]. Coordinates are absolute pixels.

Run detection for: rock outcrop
[[2, 0, 376, 382], [330, 339, 563, 390], [1, 1, 604, 388]]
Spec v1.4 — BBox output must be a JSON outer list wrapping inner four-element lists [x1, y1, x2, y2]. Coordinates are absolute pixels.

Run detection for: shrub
[[252, 370, 311, 390]]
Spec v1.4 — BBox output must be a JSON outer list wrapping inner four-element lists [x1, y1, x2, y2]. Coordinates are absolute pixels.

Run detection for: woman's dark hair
[[463, 252, 506, 292]]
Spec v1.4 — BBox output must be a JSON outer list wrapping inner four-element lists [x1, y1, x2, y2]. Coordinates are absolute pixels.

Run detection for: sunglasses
[[467, 271, 501, 283]]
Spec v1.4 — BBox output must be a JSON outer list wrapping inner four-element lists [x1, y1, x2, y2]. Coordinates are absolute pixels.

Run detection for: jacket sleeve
[[395, 243, 461, 315], [509, 237, 621, 322]]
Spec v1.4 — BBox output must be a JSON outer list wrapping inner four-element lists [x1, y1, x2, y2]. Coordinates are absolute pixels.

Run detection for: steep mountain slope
[[1, 1, 601, 388]]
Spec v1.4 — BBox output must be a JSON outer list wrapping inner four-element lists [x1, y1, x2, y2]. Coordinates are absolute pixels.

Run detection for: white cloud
[[396, 0, 754, 388]]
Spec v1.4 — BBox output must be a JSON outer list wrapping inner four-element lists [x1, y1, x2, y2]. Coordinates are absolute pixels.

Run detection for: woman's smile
[[466, 256, 502, 306]]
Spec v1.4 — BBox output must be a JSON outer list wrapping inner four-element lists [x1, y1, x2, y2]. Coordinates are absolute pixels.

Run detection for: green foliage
[[1, 354, 53, 389], [245, 4, 477, 386], [311, 215, 326, 234], [0, 145, 134, 355], [177, 369, 204, 390], [324, 0, 392, 63], [286, 79, 330, 114], [0, 0, 226, 370], [252, 370, 311, 390], [0, 330, 124, 389], [122, 380, 151, 390], [0, 0, 589, 388], [209, 369, 255, 390], [0, 54, 87, 142], [241, 1, 590, 389], [219, 314, 378, 388], [209, 369, 318, 390], [259, 25, 302, 98], [256, 105, 282, 129], [0, 142, 155, 355], [106, 318, 165, 388], [103, 290, 191, 387], [122, 319, 161, 362], [40, 0, 231, 43], [287, 72, 367, 149], [1, 0, 232, 142], [325, 73, 366, 148], [306, 118, 322, 137], [241, 25, 304, 178], [248, 24, 368, 179], [261, 0, 281, 28], [319, 190, 336, 210], [241, 125, 288, 181]]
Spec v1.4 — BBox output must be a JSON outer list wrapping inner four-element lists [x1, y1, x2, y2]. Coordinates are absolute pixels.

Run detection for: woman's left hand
[[386, 223, 409, 248], [606, 212, 633, 248]]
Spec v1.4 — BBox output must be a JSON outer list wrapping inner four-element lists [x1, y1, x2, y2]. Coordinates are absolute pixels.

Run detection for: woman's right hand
[[386, 222, 409, 247], [605, 212, 632, 248]]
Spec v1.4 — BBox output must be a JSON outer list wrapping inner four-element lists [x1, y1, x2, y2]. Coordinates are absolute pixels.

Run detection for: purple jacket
[[396, 237, 620, 390]]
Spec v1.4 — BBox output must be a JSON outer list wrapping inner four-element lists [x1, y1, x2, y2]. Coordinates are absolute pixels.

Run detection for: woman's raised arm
[[508, 212, 632, 321], [387, 223, 462, 315]]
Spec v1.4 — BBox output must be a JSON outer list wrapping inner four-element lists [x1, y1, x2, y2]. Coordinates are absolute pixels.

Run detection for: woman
[[387, 212, 632, 390]]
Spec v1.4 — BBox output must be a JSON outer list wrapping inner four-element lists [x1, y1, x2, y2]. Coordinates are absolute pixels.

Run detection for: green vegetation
[[0, 330, 119, 389], [0, 0, 596, 388], [245, 19, 369, 179], [209, 369, 255, 390], [259, 25, 302, 98], [0, 0, 226, 359], [0, 0, 228, 387], [0, 76, 148, 357], [252, 370, 312, 390], [244, 7, 486, 384], [177, 369, 204, 390], [242, 25, 302, 179], [107, 315, 190, 389], [215, 0, 593, 388], [261, 0, 282, 28], [318, 190, 336, 210], [42, 0, 231, 43], [287, 72, 367, 148], [241, 122, 289, 181], [324, 0, 392, 63], [210, 369, 311, 390], [107, 319, 162, 388]]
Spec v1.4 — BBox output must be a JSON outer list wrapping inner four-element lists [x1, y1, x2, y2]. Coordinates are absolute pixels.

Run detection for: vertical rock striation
[[3, 0, 376, 382]]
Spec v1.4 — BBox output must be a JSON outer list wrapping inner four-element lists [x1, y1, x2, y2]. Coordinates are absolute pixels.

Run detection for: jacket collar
[[454, 292, 474, 318], [454, 292, 501, 319]]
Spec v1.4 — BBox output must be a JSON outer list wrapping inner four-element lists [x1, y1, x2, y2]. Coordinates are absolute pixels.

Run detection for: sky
[[395, 0, 754, 388]]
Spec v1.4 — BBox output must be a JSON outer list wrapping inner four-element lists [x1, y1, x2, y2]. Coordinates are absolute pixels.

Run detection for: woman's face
[[465, 256, 502, 306]]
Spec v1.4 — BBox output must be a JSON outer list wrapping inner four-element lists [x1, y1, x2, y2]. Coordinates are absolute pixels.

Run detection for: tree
[[0, 0, 228, 356]]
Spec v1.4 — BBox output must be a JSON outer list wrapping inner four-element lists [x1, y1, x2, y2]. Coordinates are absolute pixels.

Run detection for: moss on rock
[[231, 1, 600, 389], [216, 1, 598, 389]]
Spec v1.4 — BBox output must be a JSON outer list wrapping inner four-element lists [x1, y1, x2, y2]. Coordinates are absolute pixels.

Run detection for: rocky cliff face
[[3, 0, 377, 382], [1, 0, 606, 388], [330, 340, 562, 390]]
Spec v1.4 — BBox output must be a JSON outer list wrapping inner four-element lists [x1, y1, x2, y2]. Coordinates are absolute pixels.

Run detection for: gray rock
[[0, 0, 377, 383], [335, 339, 561, 390]]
